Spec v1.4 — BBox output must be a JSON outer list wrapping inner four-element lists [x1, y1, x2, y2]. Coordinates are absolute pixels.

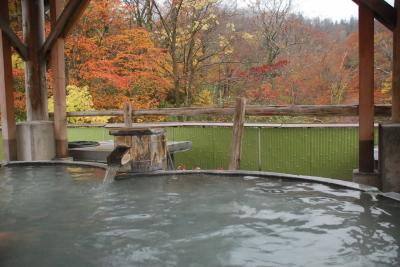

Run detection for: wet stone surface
[[1, 166, 400, 267]]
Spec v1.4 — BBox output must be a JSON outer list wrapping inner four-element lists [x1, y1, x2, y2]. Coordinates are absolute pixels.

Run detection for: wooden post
[[40, 0, 91, 58], [393, 0, 400, 123], [229, 98, 246, 170], [123, 102, 133, 128], [22, 0, 48, 121], [0, 1, 17, 161], [50, 0, 68, 158], [358, 5, 375, 173]]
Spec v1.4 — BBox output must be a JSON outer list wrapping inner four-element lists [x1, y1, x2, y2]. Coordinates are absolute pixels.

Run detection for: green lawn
[[1, 126, 367, 180]]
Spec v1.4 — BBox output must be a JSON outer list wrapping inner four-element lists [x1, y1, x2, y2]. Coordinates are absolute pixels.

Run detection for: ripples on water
[[0, 166, 400, 267]]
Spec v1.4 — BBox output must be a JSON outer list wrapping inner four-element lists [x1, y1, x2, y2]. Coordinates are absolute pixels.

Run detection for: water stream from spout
[[103, 165, 120, 184]]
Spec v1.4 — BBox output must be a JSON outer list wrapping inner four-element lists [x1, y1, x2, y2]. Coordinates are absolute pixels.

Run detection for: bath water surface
[[0, 166, 399, 267]]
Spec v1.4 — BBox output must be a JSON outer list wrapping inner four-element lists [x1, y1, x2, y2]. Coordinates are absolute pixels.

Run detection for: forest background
[[7, 0, 393, 123]]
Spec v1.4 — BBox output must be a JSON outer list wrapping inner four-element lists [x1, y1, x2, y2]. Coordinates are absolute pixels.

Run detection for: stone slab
[[16, 121, 56, 161], [352, 169, 381, 189], [380, 192, 400, 202], [69, 141, 192, 163], [379, 124, 400, 192]]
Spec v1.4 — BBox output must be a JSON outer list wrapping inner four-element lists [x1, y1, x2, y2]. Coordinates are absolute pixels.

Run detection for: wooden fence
[[62, 101, 392, 170], [65, 104, 391, 118]]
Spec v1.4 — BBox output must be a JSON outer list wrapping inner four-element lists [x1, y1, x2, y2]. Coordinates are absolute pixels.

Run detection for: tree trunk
[[170, 2, 180, 106]]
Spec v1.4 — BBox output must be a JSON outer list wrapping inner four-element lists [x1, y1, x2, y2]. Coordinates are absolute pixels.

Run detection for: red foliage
[[238, 60, 289, 79]]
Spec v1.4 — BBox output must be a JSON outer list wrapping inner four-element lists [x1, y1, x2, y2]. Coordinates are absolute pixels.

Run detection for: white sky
[[292, 0, 358, 21], [237, 0, 395, 21]]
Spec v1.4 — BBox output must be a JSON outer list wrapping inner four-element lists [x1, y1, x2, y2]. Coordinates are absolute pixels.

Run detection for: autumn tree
[[152, 0, 234, 106], [374, 24, 393, 104], [250, 0, 294, 64], [66, 0, 172, 111], [122, 0, 154, 30], [48, 85, 109, 124]]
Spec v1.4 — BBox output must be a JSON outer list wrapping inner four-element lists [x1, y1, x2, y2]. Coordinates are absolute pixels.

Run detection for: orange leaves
[[247, 83, 276, 103], [13, 91, 26, 113], [65, 0, 173, 113]]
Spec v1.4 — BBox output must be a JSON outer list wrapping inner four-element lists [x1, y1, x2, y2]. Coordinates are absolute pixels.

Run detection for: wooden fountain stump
[[110, 128, 167, 172]]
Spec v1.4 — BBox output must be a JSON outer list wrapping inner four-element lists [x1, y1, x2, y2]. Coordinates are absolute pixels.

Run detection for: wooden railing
[[65, 104, 392, 118], [62, 102, 392, 170]]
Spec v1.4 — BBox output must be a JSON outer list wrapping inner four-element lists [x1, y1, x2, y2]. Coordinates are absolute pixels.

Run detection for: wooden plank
[[229, 98, 246, 170], [132, 105, 358, 117], [352, 0, 396, 31], [40, 0, 90, 59], [67, 106, 353, 117], [133, 107, 235, 116], [63, 104, 392, 118], [67, 110, 125, 117], [110, 128, 165, 137], [0, 17, 28, 60], [375, 104, 392, 116], [104, 122, 383, 129], [123, 102, 133, 127], [50, 0, 68, 158], [22, 0, 48, 121], [393, 0, 400, 122], [246, 105, 359, 116], [358, 5, 375, 173], [0, 1, 17, 161]]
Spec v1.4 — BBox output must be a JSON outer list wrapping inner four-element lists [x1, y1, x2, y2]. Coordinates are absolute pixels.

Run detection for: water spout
[[104, 145, 130, 183]]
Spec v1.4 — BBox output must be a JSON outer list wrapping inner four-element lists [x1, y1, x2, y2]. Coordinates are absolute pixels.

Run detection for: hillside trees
[[374, 24, 393, 103], [203, 0, 299, 105], [152, 0, 236, 106], [3, 0, 394, 123]]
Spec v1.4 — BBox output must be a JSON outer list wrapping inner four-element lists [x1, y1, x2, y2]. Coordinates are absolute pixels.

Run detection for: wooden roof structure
[[0, 0, 399, 175]]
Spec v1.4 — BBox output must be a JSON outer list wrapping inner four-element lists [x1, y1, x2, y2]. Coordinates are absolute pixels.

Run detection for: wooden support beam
[[359, 5, 375, 173], [393, 0, 400, 122], [229, 98, 246, 170], [353, 0, 396, 31], [0, 1, 17, 161], [0, 17, 28, 61], [50, 0, 68, 158], [22, 0, 48, 121], [40, 0, 90, 59]]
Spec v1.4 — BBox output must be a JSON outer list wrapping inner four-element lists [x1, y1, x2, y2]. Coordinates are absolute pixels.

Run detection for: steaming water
[[1, 166, 400, 267]]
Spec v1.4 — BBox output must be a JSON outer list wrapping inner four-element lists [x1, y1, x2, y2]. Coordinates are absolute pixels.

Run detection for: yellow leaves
[[12, 54, 24, 69], [226, 23, 235, 32], [193, 90, 213, 106], [382, 80, 392, 95], [218, 36, 229, 48], [242, 32, 255, 42], [184, 0, 218, 11], [48, 85, 109, 124], [224, 47, 234, 55], [201, 23, 210, 31]]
